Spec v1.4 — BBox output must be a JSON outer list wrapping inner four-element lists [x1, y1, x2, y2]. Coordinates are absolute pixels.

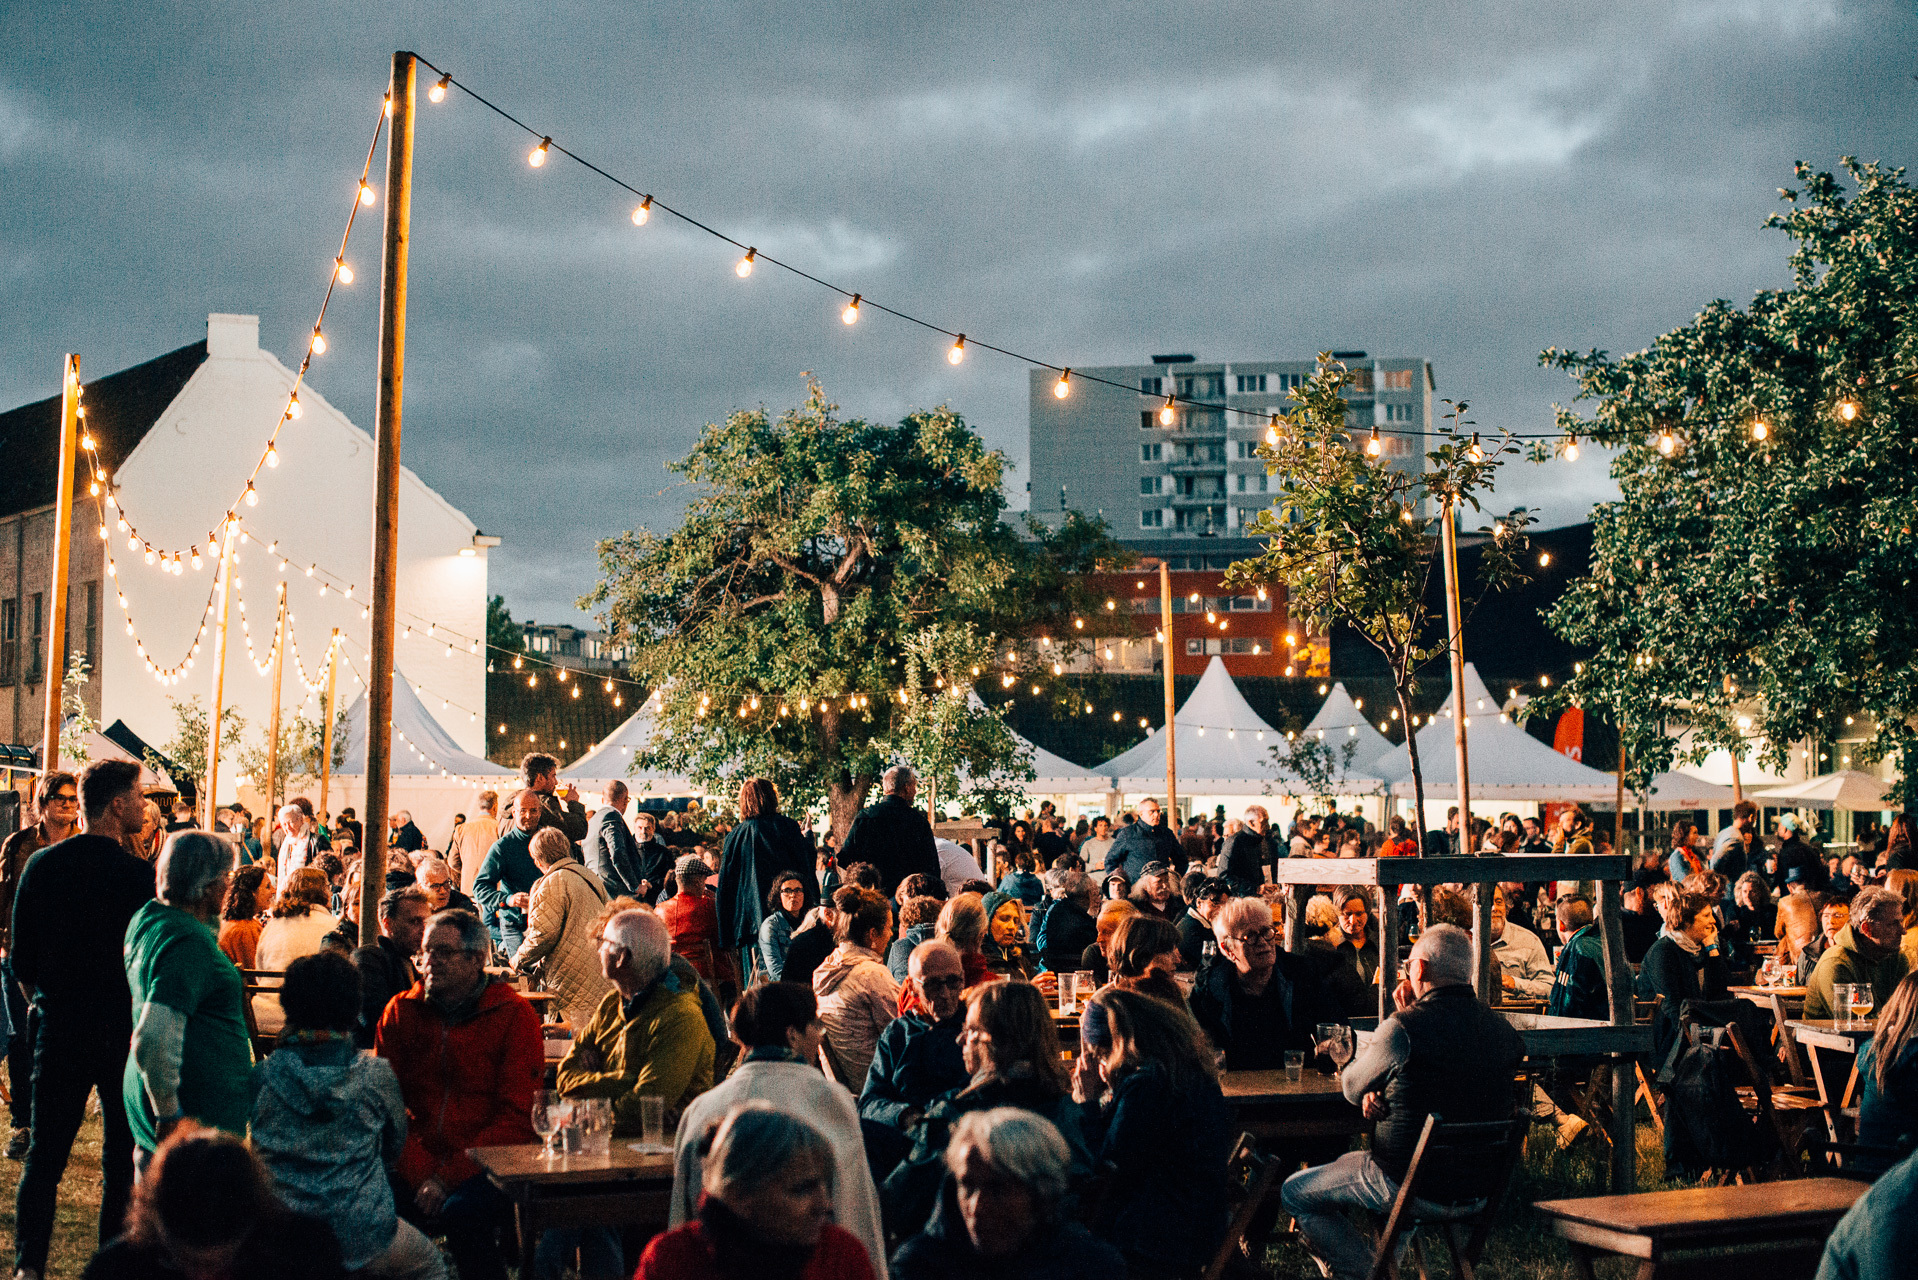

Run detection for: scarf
[[1661, 926, 1703, 956], [696, 1193, 815, 1280]]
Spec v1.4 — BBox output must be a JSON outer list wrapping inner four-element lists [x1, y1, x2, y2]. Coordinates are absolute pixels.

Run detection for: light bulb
[[1467, 433, 1484, 462], [287, 394, 302, 420], [1053, 369, 1071, 399], [192, 553, 202, 570], [1657, 430, 1675, 456], [97, 525, 108, 540], [265, 444, 279, 468], [631, 195, 652, 225], [736, 248, 756, 277], [359, 182, 375, 206], [1838, 400, 1860, 421], [117, 517, 128, 533], [948, 335, 965, 364], [1752, 419, 1769, 440], [127, 534, 138, 550], [1539, 552, 1552, 566], [144, 548, 156, 565], [841, 294, 860, 325], [311, 329, 326, 355], [244, 483, 258, 507], [429, 75, 449, 103], [1159, 397, 1176, 426], [335, 258, 353, 284], [529, 136, 551, 167], [1565, 435, 1579, 460], [82, 435, 95, 451], [384, 94, 393, 118], [1366, 426, 1382, 456]]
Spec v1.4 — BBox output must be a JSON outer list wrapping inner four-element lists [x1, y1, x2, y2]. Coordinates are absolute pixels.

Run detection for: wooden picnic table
[[1535, 1176, 1865, 1279], [1220, 1069, 1366, 1143], [1730, 986, 1810, 1084], [470, 1143, 676, 1280], [1789, 1019, 1875, 1138]]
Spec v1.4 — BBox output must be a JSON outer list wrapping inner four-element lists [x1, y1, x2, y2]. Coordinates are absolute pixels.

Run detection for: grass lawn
[[0, 1107, 107, 1280]]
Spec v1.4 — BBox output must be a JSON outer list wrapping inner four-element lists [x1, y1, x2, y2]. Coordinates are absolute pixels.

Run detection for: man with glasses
[[415, 857, 477, 916], [861, 941, 971, 1142], [1189, 896, 1342, 1071], [0, 772, 77, 1159]]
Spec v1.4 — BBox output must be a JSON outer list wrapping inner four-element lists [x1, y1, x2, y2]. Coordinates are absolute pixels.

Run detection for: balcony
[[1167, 456, 1226, 473], [1169, 490, 1227, 508]]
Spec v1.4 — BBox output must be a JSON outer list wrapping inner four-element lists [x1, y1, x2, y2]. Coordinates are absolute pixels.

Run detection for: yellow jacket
[[556, 972, 714, 1134]]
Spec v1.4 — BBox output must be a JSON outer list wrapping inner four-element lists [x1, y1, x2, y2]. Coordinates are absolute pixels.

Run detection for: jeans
[[2, 961, 30, 1128], [13, 1021, 136, 1272], [1279, 1151, 1479, 1280], [535, 1227, 621, 1280], [428, 1173, 511, 1280]]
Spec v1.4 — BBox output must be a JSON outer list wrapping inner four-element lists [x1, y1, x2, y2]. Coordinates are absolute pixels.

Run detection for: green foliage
[[487, 594, 524, 656], [1224, 355, 1532, 825], [236, 707, 349, 809], [582, 383, 1128, 832], [58, 653, 98, 766], [1536, 159, 1918, 804], [152, 696, 245, 807], [1270, 735, 1375, 805]]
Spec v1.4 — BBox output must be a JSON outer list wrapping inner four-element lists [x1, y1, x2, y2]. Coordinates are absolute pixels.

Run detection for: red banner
[[1553, 707, 1585, 762]]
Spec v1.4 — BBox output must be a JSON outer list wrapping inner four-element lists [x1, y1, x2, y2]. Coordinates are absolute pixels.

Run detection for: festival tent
[[1755, 769, 1894, 812], [1593, 771, 1736, 811], [1302, 682, 1397, 776], [563, 696, 702, 797], [952, 691, 1107, 796], [1367, 662, 1619, 803], [329, 671, 515, 849], [1097, 657, 1382, 795]]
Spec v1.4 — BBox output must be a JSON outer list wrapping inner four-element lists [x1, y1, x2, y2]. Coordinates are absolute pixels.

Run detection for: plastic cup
[[639, 1095, 666, 1150]]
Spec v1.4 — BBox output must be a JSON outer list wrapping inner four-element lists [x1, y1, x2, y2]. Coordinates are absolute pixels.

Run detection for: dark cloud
[[4, 0, 1914, 624]]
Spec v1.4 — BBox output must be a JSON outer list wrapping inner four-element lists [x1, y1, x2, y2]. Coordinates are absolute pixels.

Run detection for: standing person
[[1, 770, 77, 1158], [584, 781, 643, 899], [1280, 926, 1526, 1280], [351, 888, 433, 1050], [658, 856, 737, 993], [520, 752, 589, 844], [512, 828, 613, 1033], [10, 759, 156, 1280], [1667, 822, 1705, 884], [1220, 805, 1274, 889], [446, 790, 499, 900], [718, 778, 818, 982], [1079, 816, 1116, 874], [276, 802, 323, 892], [1108, 798, 1183, 884], [123, 831, 252, 1157], [473, 789, 544, 956], [376, 912, 543, 1280], [387, 812, 427, 860], [629, 810, 676, 905], [1712, 800, 1763, 882], [837, 766, 942, 896], [934, 836, 984, 899], [1775, 814, 1828, 892]]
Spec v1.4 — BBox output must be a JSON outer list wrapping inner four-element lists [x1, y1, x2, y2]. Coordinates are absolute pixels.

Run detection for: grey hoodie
[[249, 1036, 407, 1269]]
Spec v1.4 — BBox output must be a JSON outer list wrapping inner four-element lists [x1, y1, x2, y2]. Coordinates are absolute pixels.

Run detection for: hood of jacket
[[813, 943, 884, 997], [260, 1036, 361, 1120]]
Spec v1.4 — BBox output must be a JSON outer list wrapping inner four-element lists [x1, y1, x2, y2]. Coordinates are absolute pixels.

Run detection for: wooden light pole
[[263, 581, 286, 814], [40, 355, 80, 773], [363, 50, 416, 945], [319, 628, 339, 824], [204, 521, 238, 822], [1158, 559, 1176, 822], [1440, 497, 1495, 997]]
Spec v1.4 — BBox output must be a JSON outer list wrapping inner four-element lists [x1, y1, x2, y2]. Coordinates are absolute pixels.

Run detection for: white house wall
[[102, 315, 490, 790]]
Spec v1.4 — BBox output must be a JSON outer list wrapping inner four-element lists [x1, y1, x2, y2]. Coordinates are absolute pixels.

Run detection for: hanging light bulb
[[335, 258, 354, 284], [358, 182, 376, 206], [841, 294, 861, 325], [1657, 428, 1676, 456], [1366, 426, 1382, 456], [1752, 418, 1769, 440], [1565, 434, 1580, 461], [265, 444, 279, 468], [287, 394, 302, 420], [1159, 395, 1176, 426], [1467, 433, 1484, 461], [97, 524, 108, 540], [1053, 369, 1071, 399], [244, 482, 258, 507], [82, 435, 95, 452], [144, 547, 156, 565], [127, 534, 139, 550], [191, 552, 202, 571], [528, 136, 551, 167], [1266, 414, 1281, 445], [631, 195, 653, 225], [947, 335, 966, 365], [429, 74, 450, 103], [1837, 400, 1860, 421], [117, 517, 128, 532], [735, 247, 756, 277]]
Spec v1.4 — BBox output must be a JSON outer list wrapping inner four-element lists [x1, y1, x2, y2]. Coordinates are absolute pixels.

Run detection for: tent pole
[[1440, 497, 1493, 998], [319, 629, 339, 825], [264, 583, 286, 814], [204, 521, 237, 824]]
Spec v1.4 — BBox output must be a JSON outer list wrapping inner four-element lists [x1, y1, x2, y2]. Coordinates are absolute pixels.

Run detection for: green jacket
[[555, 966, 713, 1135], [1805, 925, 1909, 1020], [1547, 923, 1610, 1020]]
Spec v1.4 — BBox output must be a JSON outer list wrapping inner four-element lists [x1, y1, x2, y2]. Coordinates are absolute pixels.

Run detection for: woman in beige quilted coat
[[513, 827, 613, 1031]]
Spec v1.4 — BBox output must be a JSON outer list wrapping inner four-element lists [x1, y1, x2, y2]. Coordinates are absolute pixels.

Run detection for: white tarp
[[1369, 662, 1620, 802], [1097, 657, 1382, 795], [562, 694, 701, 795], [1755, 769, 1894, 812], [338, 671, 515, 780], [1593, 771, 1736, 811], [1302, 682, 1397, 783]]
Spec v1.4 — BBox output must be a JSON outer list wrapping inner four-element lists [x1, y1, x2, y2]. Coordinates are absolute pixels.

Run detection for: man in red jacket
[[376, 909, 542, 1280]]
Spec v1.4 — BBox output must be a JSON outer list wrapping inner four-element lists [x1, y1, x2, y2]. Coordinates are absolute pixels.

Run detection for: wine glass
[[1849, 984, 1875, 1028], [1330, 1025, 1356, 1070], [532, 1090, 563, 1157]]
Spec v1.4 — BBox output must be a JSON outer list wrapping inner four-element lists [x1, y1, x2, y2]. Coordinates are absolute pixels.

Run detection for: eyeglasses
[[1231, 926, 1277, 945], [48, 792, 78, 804]]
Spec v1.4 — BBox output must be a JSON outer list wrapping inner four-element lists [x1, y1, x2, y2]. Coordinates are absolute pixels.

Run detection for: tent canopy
[[1098, 657, 1381, 795], [339, 672, 514, 780], [955, 691, 1105, 794], [1594, 770, 1736, 811], [1302, 681, 1397, 783], [1368, 662, 1619, 802], [1755, 770, 1893, 812], [563, 696, 700, 794]]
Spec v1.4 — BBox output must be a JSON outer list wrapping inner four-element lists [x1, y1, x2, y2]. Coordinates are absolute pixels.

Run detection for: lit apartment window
[[1140, 477, 1164, 496], [1141, 443, 1162, 462], [1140, 509, 1165, 528], [1348, 369, 1374, 393], [1235, 374, 1267, 393]]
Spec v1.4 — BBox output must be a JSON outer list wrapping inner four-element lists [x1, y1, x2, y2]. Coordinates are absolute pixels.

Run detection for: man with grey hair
[[892, 1106, 1126, 1272], [124, 831, 252, 1159], [1280, 924, 1524, 1280], [558, 909, 714, 1136], [584, 779, 644, 900], [1190, 895, 1342, 1071], [1806, 883, 1909, 1020], [837, 764, 940, 896], [276, 801, 320, 892]]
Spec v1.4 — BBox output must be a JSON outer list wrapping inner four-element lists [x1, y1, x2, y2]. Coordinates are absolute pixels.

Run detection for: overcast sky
[[5, 0, 1914, 626]]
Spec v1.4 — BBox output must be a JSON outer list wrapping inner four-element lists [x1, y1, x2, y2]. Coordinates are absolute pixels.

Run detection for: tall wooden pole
[[363, 50, 416, 945], [41, 355, 80, 774], [1441, 499, 1494, 997], [1159, 560, 1176, 822], [204, 522, 237, 822], [263, 582, 286, 815], [319, 628, 339, 825]]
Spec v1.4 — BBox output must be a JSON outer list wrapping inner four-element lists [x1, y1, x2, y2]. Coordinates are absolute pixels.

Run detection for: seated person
[[1071, 988, 1235, 1276], [759, 872, 811, 981], [1078, 899, 1140, 987], [1189, 896, 1342, 1070], [376, 911, 542, 1280], [1490, 886, 1554, 1000], [251, 952, 443, 1280], [779, 894, 842, 987], [887, 894, 942, 983], [1854, 971, 1918, 1175], [1816, 1145, 1918, 1280], [351, 887, 432, 1049], [1126, 862, 1184, 924], [812, 889, 899, 1085], [1095, 915, 1185, 1006], [980, 891, 1050, 989], [891, 1107, 1125, 1279], [638, 1104, 875, 1280], [861, 942, 970, 1134], [1635, 889, 1732, 1063], [1308, 889, 1383, 1016], [1807, 886, 1911, 1020], [1035, 870, 1098, 975], [1175, 877, 1231, 971], [1619, 868, 1665, 963], [1546, 894, 1610, 1021], [670, 984, 885, 1274], [1281, 926, 1526, 1280]]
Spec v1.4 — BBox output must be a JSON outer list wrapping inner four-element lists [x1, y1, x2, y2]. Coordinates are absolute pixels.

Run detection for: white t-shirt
[[1080, 837, 1115, 872], [935, 838, 984, 897]]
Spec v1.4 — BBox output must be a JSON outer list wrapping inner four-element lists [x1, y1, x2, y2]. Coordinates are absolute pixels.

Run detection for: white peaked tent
[[1594, 771, 1736, 811], [563, 697, 701, 796], [1755, 769, 1894, 812], [330, 671, 514, 850], [1302, 682, 1397, 779], [1098, 657, 1381, 795], [1368, 662, 1619, 802], [957, 691, 1106, 794]]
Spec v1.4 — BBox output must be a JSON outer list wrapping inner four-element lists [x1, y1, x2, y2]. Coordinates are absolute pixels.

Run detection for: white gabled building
[[0, 313, 495, 800]]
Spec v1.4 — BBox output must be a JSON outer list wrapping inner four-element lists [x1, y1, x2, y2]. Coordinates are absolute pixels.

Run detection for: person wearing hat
[[1620, 867, 1668, 963], [1774, 813, 1829, 894], [1126, 861, 1184, 924], [657, 854, 739, 998]]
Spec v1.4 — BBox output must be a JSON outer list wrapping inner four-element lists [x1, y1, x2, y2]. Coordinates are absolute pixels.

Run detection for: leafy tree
[[1269, 735, 1373, 807], [152, 695, 245, 816], [583, 383, 1126, 836], [487, 594, 525, 657], [58, 653, 98, 766], [1224, 356, 1531, 829], [236, 708, 347, 811], [1536, 159, 1918, 804]]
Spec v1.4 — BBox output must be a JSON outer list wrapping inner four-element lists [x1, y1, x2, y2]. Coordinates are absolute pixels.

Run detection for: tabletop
[[1535, 1177, 1864, 1238], [1729, 985, 1806, 1001], [1221, 1069, 1351, 1103], [470, 1143, 676, 1187], [1788, 1019, 1875, 1052]]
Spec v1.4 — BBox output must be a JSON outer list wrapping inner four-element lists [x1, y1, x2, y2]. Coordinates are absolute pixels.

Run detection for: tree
[[582, 383, 1126, 836], [487, 594, 524, 657], [1536, 159, 1918, 804], [151, 695, 245, 812], [57, 653, 99, 766], [236, 708, 346, 811], [1224, 355, 1532, 830]]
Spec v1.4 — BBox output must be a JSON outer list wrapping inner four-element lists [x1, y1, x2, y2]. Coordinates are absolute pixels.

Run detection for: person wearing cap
[[657, 854, 738, 996], [1774, 814, 1828, 893], [1620, 867, 1667, 963], [1127, 861, 1183, 924], [1177, 878, 1232, 970]]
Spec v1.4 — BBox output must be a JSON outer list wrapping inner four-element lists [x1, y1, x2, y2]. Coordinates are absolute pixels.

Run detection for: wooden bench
[[1535, 1177, 1865, 1279]]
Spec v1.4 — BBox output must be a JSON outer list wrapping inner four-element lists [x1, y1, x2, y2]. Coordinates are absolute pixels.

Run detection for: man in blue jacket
[[1109, 798, 1183, 883], [860, 941, 969, 1172], [472, 790, 543, 956]]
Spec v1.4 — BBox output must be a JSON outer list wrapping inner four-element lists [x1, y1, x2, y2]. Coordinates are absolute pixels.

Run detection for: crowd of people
[[2, 755, 1916, 1280]]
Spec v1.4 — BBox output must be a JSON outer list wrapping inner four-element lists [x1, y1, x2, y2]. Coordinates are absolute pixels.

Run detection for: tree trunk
[[827, 774, 870, 845], [1393, 677, 1428, 850]]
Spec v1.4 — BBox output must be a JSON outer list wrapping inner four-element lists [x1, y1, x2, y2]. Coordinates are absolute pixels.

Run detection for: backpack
[[1660, 1024, 1773, 1178]]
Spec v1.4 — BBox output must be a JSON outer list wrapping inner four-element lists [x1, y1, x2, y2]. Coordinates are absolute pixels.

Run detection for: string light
[[1565, 434, 1579, 461], [1467, 434, 1484, 462], [1751, 419, 1769, 441], [631, 196, 652, 225], [1366, 426, 1382, 456], [358, 181, 376, 206], [948, 335, 965, 365], [265, 444, 279, 468], [736, 248, 756, 278], [1053, 369, 1071, 399], [1159, 396, 1176, 426], [528, 136, 551, 167], [841, 294, 861, 325], [1657, 428, 1676, 456], [429, 74, 450, 103], [1837, 400, 1860, 421], [335, 258, 354, 284]]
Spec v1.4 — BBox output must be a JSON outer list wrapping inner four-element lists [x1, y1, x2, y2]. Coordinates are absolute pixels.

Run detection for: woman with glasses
[[757, 873, 810, 981], [1187, 896, 1343, 1070]]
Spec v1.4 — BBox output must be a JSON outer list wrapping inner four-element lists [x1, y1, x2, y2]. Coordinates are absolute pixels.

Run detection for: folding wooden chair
[[239, 968, 286, 1061], [1771, 991, 1809, 1087], [1363, 1112, 1529, 1280], [1201, 1132, 1281, 1280], [1723, 1021, 1822, 1180]]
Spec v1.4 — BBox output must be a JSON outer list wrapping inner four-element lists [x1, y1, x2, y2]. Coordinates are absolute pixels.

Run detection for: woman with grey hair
[[123, 831, 253, 1159], [892, 1107, 1124, 1278], [636, 1102, 877, 1280]]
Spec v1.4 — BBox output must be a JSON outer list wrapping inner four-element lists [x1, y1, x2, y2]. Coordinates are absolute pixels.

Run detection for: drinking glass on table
[[1849, 984, 1875, 1028], [637, 1095, 667, 1152], [1831, 984, 1855, 1028], [532, 1090, 567, 1158], [575, 1097, 612, 1156], [1315, 1023, 1341, 1073], [1284, 1050, 1305, 1083]]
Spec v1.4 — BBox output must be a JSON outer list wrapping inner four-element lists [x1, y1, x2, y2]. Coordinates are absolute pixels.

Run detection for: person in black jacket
[[1219, 806, 1274, 889], [1034, 871, 1097, 974], [583, 781, 645, 900], [1634, 889, 1732, 1063], [1107, 799, 1184, 884], [1188, 897, 1344, 1070], [717, 778, 818, 981], [1175, 877, 1231, 970], [12, 759, 156, 1278], [628, 811, 677, 905], [348, 887, 431, 1048], [836, 766, 941, 896], [1281, 925, 1524, 1280]]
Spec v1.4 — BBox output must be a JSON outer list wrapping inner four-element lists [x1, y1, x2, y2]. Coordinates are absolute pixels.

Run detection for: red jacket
[[636, 1220, 874, 1280], [658, 890, 737, 986], [375, 978, 543, 1189]]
